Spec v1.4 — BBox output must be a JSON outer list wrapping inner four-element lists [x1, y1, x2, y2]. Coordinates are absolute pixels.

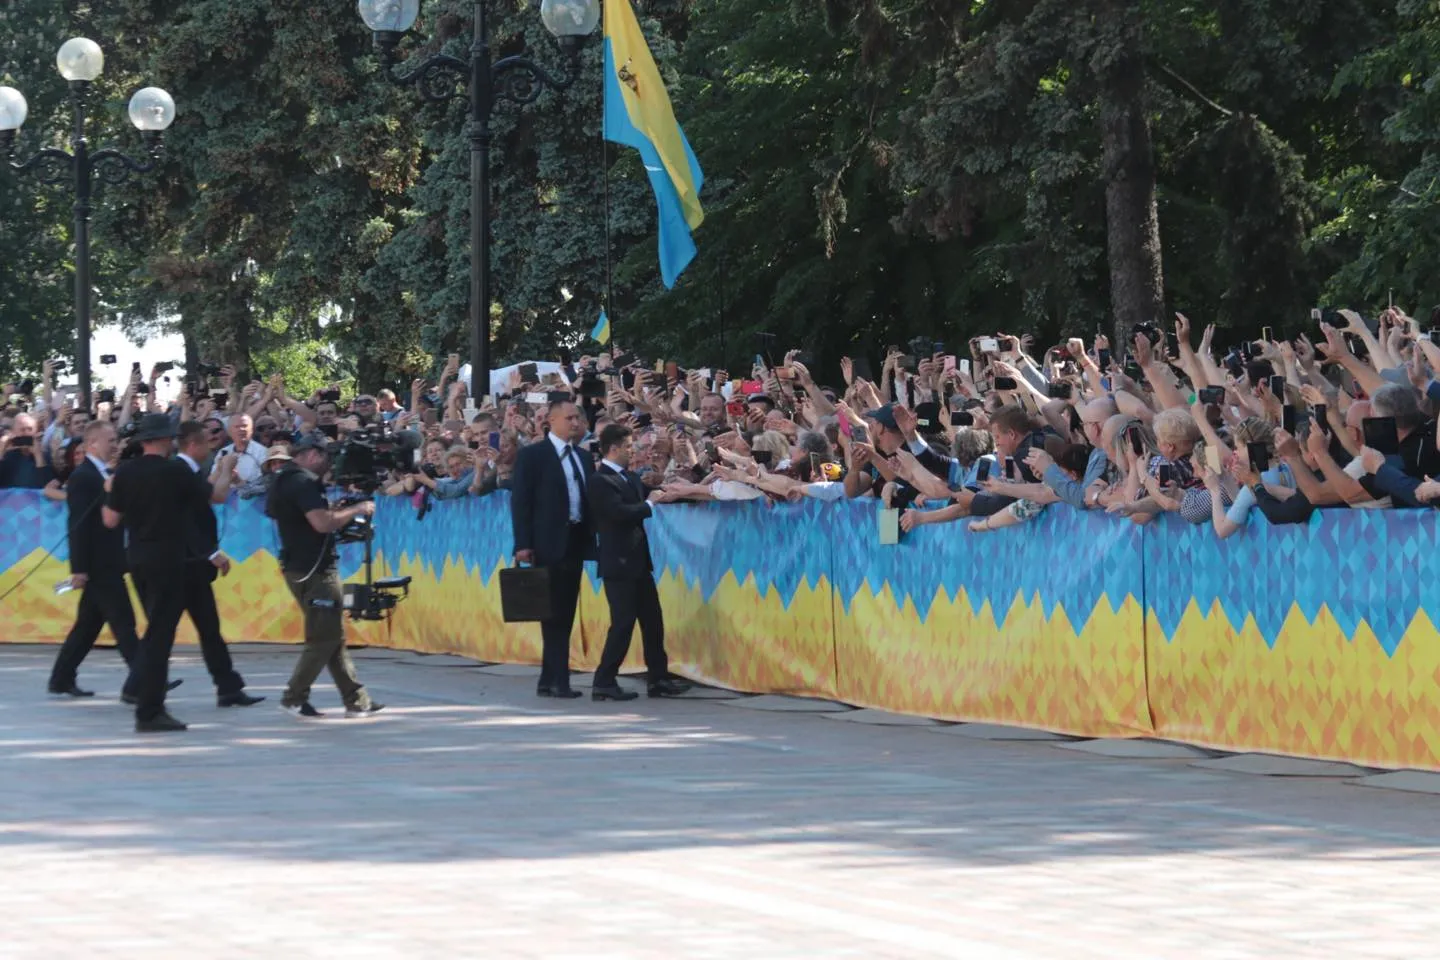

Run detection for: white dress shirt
[[548, 432, 586, 523], [85, 454, 110, 480]]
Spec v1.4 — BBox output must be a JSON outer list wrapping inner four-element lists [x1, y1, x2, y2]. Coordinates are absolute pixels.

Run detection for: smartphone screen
[[1282, 404, 1297, 435], [1128, 426, 1144, 456], [943, 355, 957, 375], [1247, 441, 1271, 474], [1268, 375, 1285, 398], [1204, 444, 1222, 474], [1315, 405, 1329, 435], [1158, 464, 1172, 485], [1262, 326, 1274, 342], [487, 431, 501, 449], [1363, 416, 1400, 455], [1004, 456, 1016, 480], [994, 376, 1019, 391]]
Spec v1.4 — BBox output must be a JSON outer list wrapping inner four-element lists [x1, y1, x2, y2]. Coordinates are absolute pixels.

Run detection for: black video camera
[[331, 422, 419, 491]]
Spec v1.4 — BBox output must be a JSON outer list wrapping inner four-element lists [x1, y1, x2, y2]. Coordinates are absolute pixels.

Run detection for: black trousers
[[49, 574, 140, 689], [593, 573, 667, 689], [182, 569, 244, 697], [128, 567, 187, 722], [538, 525, 588, 692]]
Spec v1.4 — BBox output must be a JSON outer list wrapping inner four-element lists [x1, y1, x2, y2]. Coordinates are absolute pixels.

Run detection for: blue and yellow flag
[[590, 309, 611, 346], [603, 0, 704, 288]]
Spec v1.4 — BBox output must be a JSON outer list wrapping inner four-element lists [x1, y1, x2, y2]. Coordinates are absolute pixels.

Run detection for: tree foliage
[[1, 0, 1435, 386]]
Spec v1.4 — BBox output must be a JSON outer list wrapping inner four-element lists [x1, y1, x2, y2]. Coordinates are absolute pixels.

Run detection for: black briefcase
[[499, 564, 552, 623]]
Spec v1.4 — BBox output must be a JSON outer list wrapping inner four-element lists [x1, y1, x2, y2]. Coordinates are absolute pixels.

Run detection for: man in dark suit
[[174, 420, 263, 708], [586, 424, 690, 702], [104, 414, 212, 733], [511, 400, 594, 699], [47, 421, 140, 697]]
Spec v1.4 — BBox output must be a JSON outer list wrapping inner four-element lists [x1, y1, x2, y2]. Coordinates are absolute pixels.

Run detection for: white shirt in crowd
[[218, 440, 265, 483]]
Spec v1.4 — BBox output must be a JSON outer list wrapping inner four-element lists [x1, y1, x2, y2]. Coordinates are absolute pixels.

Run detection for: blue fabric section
[[603, 38, 698, 288], [2, 489, 1434, 658]]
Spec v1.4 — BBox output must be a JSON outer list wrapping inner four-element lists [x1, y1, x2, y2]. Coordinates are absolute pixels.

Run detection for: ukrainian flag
[[604, 0, 704, 288], [591, 309, 611, 345]]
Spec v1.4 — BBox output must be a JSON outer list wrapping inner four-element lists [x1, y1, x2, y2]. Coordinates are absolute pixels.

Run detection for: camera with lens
[[330, 492, 413, 621], [331, 422, 420, 492]]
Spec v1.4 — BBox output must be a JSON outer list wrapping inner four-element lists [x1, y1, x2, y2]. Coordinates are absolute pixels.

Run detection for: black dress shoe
[[218, 691, 265, 708], [592, 684, 639, 702], [121, 678, 184, 706], [48, 683, 95, 698], [135, 711, 188, 733], [648, 679, 693, 698], [537, 686, 584, 699]]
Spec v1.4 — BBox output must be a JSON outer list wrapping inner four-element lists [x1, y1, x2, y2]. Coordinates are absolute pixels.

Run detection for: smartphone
[[1267, 375, 1285, 398], [131, 361, 141, 375], [487, 431, 501, 450], [524, 392, 548, 404], [154, 361, 175, 375], [1158, 463, 1173, 485], [1363, 416, 1400, 455], [1247, 441, 1271, 474], [914, 401, 941, 429], [951, 410, 974, 427], [943, 355, 957, 375], [958, 358, 971, 376], [654, 359, 666, 374], [1282, 404, 1297, 435], [1047, 381, 1073, 400], [1198, 385, 1225, 405], [994, 376, 1019, 391], [838, 416, 854, 438], [1127, 425, 1144, 457], [1314, 405, 1329, 435], [878, 508, 900, 546], [518, 362, 539, 383], [726, 400, 746, 418], [978, 337, 1000, 354], [1262, 326, 1274, 343], [753, 449, 774, 467], [1004, 456, 1016, 480], [1098, 348, 1112, 369], [97, 388, 115, 404], [752, 354, 766, 371], [975, 459, 992, 483], [1204, 444, 1222, 474], [99, 354, 117, 365]]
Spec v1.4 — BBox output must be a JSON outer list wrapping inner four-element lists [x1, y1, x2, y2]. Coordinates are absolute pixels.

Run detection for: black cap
[[132, 413, 176, 442], [289, 431, 332, 454]]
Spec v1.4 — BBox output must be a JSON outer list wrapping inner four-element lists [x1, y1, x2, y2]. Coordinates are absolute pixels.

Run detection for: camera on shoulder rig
[[331, 489, 413, 622], [331, 421, 420, 493]]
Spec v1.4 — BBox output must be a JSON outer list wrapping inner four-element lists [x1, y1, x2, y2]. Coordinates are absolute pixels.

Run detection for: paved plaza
[[2, 642, 1440, 959]]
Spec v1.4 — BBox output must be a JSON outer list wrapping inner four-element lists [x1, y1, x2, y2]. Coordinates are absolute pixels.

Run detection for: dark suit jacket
[[510, 436, 596, 566], [587, 464, 656, 581], [67, 458, 126, 578], [179, 464, 220, 582]]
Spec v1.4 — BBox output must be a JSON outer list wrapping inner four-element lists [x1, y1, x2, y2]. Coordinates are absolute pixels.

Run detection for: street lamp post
[[358, 0, 599, 397], [0, 38, 176, 408]]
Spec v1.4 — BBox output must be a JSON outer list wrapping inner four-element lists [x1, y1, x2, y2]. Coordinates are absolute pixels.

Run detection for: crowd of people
[[7, 304, 1440, 537]]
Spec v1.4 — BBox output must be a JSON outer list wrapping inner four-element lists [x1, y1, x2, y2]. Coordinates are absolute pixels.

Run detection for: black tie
[[563, 445, 586, 489]]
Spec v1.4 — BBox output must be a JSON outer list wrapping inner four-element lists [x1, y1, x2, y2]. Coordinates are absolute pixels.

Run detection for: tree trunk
[[1098, 7, 1165, 352]]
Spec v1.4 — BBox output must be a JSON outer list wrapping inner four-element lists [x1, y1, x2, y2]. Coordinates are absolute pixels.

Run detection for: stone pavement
[[2, 643, 1440, 959]]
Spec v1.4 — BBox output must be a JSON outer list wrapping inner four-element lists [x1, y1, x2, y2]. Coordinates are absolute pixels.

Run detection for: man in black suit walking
[[174, 420, 264, 708], [47, 421, 140, 697], [586, 424, 691, 702], [104, 414, 212, 733], [511, 400, 594, 699]]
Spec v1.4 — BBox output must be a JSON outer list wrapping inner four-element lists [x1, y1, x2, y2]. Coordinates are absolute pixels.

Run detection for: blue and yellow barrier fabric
[[2, 490, 1437, 770]]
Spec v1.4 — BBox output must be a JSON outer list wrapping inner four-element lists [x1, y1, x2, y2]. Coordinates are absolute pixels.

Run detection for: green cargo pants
[[281, 567, 371, 711]]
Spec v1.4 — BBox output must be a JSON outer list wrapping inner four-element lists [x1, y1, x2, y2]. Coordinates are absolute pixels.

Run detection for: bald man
[[1028, 398, 1119, 509], [510, 401, 597, 699]]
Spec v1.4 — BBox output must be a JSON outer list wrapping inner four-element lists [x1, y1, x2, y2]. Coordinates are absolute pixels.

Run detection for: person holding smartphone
[[1355, 384, 1440, 506]]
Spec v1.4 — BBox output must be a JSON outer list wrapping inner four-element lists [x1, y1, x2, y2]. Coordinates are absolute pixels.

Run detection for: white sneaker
[[344, 703, 386, 719]]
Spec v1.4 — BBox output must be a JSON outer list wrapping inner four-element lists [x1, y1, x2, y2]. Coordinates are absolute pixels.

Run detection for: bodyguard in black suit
[[586, 424, 690, 701], [510, 400, 595, 699], [173, 420, 263, 708], [47, 422, 140, 697], [104, 414, 210, 733]]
